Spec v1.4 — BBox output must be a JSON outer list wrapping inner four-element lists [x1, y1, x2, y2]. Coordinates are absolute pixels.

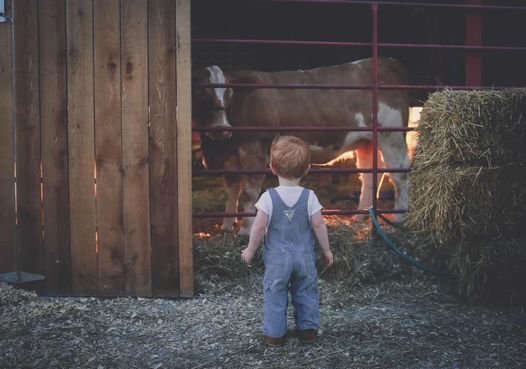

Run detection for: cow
[[192, 57, 411, 235]]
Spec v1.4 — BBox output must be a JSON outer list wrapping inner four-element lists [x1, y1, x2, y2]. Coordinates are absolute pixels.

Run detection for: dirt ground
[[1, 221, 525, 369]]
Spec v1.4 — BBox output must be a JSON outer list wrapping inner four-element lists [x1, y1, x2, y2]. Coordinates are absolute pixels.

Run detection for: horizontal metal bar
[[193, 208, 406, 218], [252, 0, 526, 12], [193, 38, 526, 52], [193, 38, 370, 48], [194, 126, 415, 132], [194, 82, 374, 90], [194, 167, 411, 176], [194, 82, 515, 91], [381, 42, 526, 52]]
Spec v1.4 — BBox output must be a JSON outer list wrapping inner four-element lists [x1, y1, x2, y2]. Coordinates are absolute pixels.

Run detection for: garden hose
[[368, 207, 450, 278]]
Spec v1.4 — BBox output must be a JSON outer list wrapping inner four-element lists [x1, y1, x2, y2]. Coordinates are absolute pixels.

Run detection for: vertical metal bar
[[371, 2, 379, 221], [465, 0, 482, 86]]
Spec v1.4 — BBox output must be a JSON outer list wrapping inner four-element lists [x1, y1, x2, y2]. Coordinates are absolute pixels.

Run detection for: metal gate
[[191, 0, 526, 223]]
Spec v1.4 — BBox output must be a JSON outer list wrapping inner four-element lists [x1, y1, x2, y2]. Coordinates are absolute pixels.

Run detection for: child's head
[[270, 136, 310, 180]]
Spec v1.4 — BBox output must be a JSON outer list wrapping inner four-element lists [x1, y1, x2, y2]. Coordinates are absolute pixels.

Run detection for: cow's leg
[[355, 141, 384, 221], [237, 141, 268, 236], [378, 132, 411, 222], [238, 174, 266, 236], [221, 175, 241, 232]]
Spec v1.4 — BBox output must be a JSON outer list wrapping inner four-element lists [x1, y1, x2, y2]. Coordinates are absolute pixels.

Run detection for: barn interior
[[190, 0, 526, 228], [192, 0, 526, 100]]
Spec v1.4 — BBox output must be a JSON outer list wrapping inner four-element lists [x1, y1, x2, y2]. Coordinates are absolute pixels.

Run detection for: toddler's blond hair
[[270, 136, 310, 179]]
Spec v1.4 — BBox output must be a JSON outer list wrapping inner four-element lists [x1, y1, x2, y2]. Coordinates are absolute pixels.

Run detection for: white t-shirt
[[255, 186, 323, 225]]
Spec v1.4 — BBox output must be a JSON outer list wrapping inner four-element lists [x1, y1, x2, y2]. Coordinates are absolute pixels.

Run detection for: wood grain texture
[[94, 0, 125, 296], [121, 0, 151, 296], [39, 0, 71, 296], [14, 0, 43, 274], [67, 0, 97, 296], [176, 0, 193, 297], [148, 0, 179, 297], [0, 0, 16, 273]]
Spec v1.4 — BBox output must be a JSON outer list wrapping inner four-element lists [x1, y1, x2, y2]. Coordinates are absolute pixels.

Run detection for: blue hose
[[368, 207, 450, 277]]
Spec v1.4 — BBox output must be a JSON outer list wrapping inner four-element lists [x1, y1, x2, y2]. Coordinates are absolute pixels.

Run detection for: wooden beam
[[149, 0, 179, 297], [67, 0, 97, 296], [94, 0, 125, 296], [121, 0, 152, 297], [40, 0, 71, 295], [0, 0, 15, 273], [14, 0, 43, 275], [176, 0, 193, 297]]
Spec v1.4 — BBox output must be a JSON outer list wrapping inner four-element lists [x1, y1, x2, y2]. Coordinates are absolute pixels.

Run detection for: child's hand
[[241, 247, 256, 265], [323, 249, 334, 268]]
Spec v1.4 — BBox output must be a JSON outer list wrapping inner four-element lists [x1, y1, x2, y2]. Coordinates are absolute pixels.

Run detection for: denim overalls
[[262, 187, 320, 338]]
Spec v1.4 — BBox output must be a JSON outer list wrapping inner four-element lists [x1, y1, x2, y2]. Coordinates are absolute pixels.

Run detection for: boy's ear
[[304, 164, 311, 176], [269, 163, 277, 175]]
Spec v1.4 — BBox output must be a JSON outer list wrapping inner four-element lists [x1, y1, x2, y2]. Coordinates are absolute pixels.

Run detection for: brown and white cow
[[192, 57, 411, 235]]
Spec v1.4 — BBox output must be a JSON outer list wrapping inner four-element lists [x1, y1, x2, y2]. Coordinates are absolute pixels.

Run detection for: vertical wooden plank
[[176, 0, 193, 297], [40, 0, 71, 296], [94, 0, 124, 296], [67, 0, 97, 295], [14, 0, 43, 274], [149, 0, 179, 297], [121, 0, 151, 296], [0, 0, 16, 273]]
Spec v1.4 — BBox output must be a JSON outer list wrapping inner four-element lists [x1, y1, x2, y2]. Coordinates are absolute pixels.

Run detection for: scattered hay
[[194, 218, 410, 294], [194, 232, 259, 293], [314, 219, 410, 285], [414, 89, 526, 169], [2, 229, 526, 369], [0, 282, 38, 306], [406, 163, 526, 244]]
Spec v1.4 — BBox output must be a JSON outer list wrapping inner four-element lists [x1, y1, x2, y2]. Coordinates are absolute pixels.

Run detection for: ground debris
[[1, 224, 525, 369]]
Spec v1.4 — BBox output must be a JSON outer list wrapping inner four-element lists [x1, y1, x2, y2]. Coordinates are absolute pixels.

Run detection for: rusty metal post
[[466, 0, 482, 86], [371, 2, 379, 234]]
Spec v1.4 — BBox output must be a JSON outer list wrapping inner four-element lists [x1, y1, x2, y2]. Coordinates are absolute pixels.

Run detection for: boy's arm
[[311, 211, 334, 267], [241, 210, 268, 264]]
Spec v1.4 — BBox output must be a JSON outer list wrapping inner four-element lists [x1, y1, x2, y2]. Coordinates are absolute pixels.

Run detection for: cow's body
[[193, 57, 411, 235]]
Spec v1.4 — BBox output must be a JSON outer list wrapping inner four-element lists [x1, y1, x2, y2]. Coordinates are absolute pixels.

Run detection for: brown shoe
[[296, 329, 318, 343], [263, 335, 287, 347]]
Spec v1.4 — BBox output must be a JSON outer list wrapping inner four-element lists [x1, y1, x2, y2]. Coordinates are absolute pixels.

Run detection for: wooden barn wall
[[0, 0, 193, 297]]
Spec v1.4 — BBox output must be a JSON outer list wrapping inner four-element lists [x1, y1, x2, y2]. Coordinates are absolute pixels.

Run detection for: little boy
[[241, 135, 334, 347]]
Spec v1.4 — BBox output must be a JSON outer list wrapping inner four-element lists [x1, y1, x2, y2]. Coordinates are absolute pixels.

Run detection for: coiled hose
[[368, 207, 450, 278]]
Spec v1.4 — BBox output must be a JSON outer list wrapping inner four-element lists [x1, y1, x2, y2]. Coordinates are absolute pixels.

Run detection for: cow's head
[[192, 66, 234, 140]]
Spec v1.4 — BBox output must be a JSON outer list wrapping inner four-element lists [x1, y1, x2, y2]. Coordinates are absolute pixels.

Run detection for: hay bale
[[407, 88, 526, 305], [414, 89, 526, 169], [446, 235, 526, 305], [407, 164, 526, 245]]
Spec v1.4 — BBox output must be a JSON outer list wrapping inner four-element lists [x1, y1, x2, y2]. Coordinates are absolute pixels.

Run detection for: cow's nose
[[219, 130, 233, 139], [206, 130, 232, 140]]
